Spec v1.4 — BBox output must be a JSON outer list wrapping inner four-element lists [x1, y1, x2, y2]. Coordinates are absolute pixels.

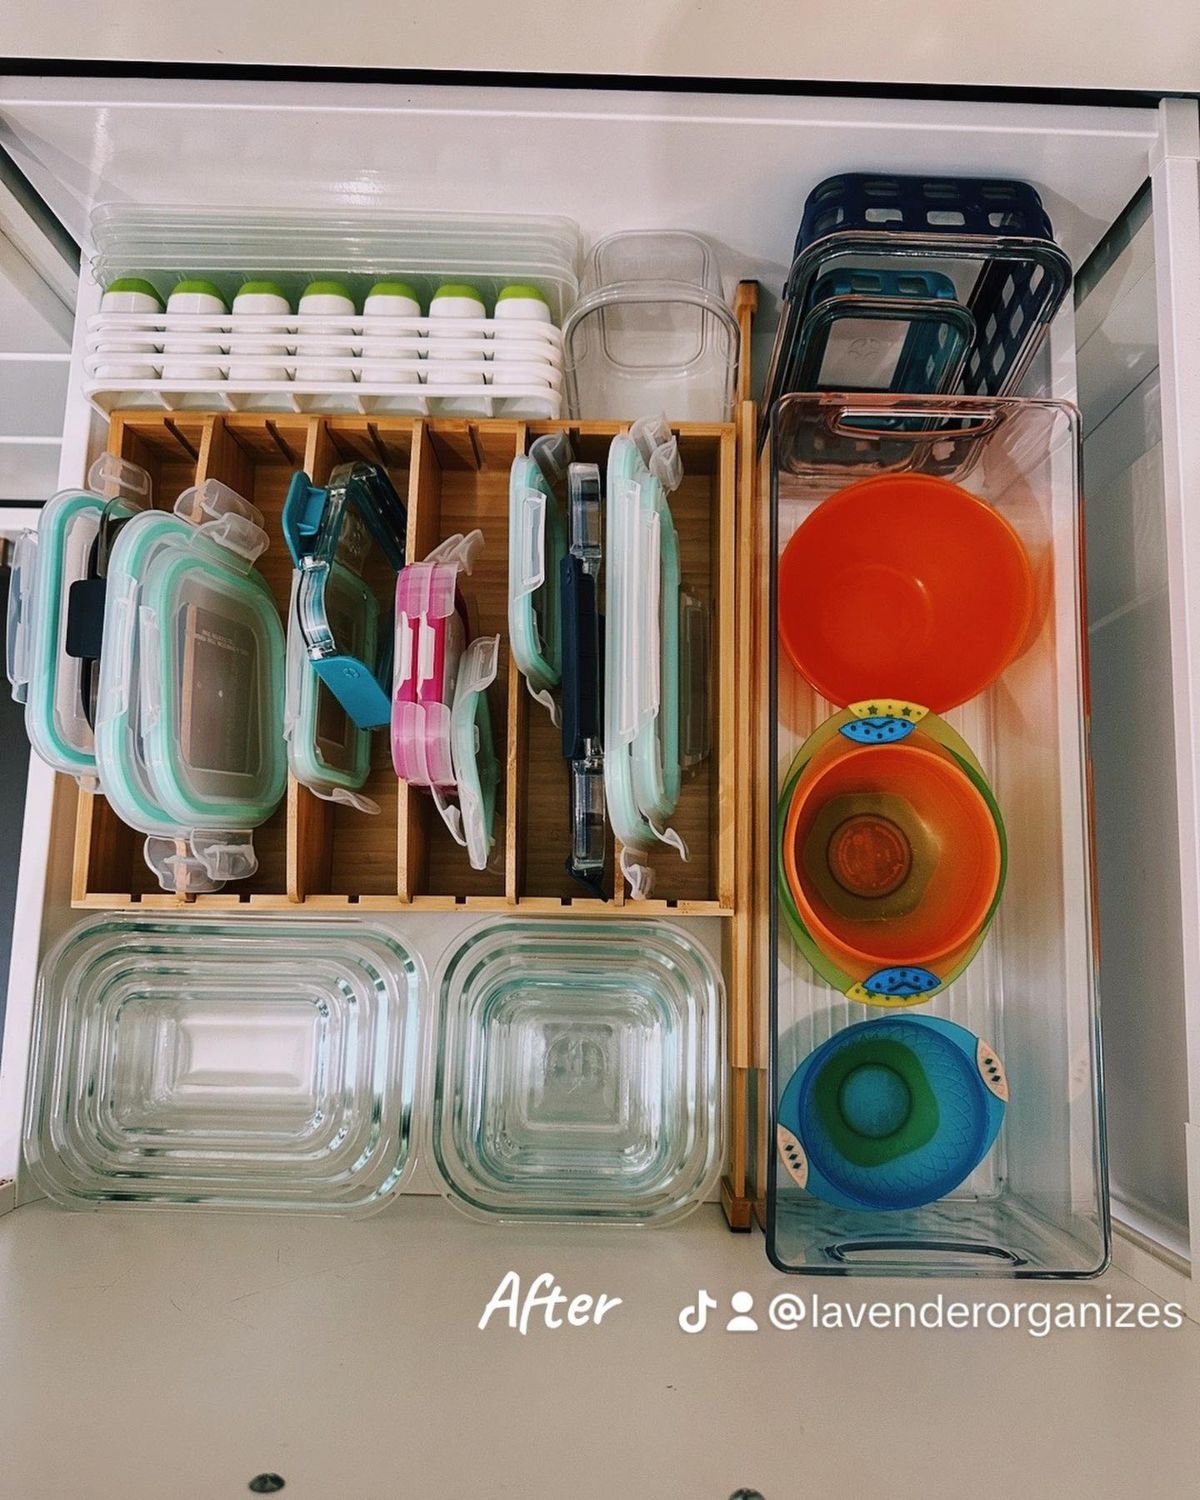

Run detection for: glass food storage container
[[431, 919, 724, 1224], [24, 916, 426, 1215]]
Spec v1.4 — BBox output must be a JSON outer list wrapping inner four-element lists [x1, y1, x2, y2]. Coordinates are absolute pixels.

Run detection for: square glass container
[[24, 916, 425, 1215], [769, 394, 1108, 1277], [431, 920, 724, 1224]]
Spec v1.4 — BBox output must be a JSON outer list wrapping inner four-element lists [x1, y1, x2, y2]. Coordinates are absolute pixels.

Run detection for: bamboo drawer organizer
[[72, 410, 743, 915]]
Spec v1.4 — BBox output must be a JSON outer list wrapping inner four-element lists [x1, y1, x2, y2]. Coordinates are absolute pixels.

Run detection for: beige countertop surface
[[0, 1197, 1197, 1498]]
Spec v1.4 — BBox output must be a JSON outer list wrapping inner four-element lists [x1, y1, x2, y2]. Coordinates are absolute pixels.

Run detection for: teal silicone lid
[[507, 454, 565, 710], [169, 279, 224, 301], [104, 277, 163, 305]]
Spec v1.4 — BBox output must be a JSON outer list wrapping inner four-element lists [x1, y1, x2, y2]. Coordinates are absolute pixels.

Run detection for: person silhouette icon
[[725, 1291, 758, 1333]]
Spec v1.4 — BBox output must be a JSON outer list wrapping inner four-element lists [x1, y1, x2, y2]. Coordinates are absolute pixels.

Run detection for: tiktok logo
[[678, 1290, 759, 1334]]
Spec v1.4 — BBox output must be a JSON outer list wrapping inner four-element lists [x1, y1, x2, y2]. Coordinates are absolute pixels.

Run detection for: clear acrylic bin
[[562, 231, 738, 421], [769, 394, 1108, 1277]]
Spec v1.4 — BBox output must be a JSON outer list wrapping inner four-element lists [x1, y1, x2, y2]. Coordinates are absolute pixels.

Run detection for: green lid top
[[169, 279, 224, 302], [497, 284, 548, 305], [433, 282, 485, 304], [104, 277, 163, 305], [234, 279, 289, 302], [367, 280, 420, 302], [300, 279, 354, 303]]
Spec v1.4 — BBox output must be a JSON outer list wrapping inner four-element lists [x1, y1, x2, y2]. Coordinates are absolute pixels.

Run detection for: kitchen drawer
[[0, 76, 1199, 1327]]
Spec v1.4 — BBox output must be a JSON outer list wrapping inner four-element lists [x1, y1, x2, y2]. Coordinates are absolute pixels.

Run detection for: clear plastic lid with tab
[[508, 432, 569, 724], [450, 634, 501, 871]]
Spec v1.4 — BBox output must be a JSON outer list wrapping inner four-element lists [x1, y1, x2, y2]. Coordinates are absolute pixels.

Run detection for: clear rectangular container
[[562, 231, 739, 421], [769, 394, 1108, 1277]]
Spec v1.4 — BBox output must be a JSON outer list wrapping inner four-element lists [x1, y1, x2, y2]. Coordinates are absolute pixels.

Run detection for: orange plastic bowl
[[778, 473, 1035, 713], [782, 736, 1002, 974]]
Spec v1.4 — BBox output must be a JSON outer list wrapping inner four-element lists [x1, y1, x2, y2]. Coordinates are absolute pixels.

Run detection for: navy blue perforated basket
[[763, 172, 1072, 429]]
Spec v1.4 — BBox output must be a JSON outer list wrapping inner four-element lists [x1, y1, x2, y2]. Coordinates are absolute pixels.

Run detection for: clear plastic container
[[769, 394, 1107, 1277], [24, 916, 425, 1216], [430, 920, 724, 1224], [562, 231, 739, 421]]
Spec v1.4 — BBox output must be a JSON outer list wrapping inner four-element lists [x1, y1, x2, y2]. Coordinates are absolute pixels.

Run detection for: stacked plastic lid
[[7, 462, 287, 894], [431, 920, 724, 1224], [507, 418, 710, 900], [761, 174, 1072, 432], [562, 231, 739, 421], [391, 531, 500, 871], [90, 205, 582, 322], [24, 916, 425, 1215]]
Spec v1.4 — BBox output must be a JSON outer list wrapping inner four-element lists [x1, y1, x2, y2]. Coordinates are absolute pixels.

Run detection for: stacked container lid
[[761, 174, 1072, 428]]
